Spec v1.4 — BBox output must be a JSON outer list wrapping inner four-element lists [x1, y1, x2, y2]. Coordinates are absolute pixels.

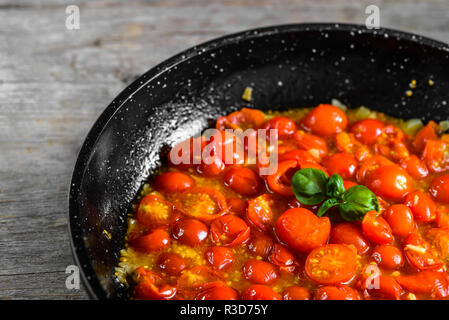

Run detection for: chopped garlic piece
[[242, 87, 253, 102], [405, 244, 427, 254]]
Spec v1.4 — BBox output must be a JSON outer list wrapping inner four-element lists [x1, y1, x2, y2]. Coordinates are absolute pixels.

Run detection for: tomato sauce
[[115, 104, 449, 300]]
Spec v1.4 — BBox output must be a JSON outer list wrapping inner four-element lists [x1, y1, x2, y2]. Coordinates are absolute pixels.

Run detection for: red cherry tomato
[[282, 286, 311, 300], [176, 187, 228, 221], [426, 228, 449, 260], [242, 285, 282, 300], [195, 284, 239, 300], [247, 194, 286, 231], [154, 171, 194, 193], [371, 245, 404, 270], [324, 153, 358, 180], [314, 285, 360, 300], [301, 104, 348, 136], [261, 116, 297, 138], [365, 165, 412, 201], [275, 208, 331, 253], [243, 259, 279, 285], [136, 194, 175, 227], [177, 266, 220, 294], [268, 244, 297, 273], [226, 197, 248, 216], [204, 130, 245, 165], [216, 108, 265, 131], [131, 228, 170, 252], [266, 160, 298, 196], [157, 253, 188, 276], [436, 206, 449, 229], [356, 155, 393, 184], [305, 244, 357, 285], [247, 232, 274, 258], [412, 120, 439, 153], [350, 119, 384, 145], [361, 275, 403, 300], [400, 155, 429, 179], [224, 167, 262, 196], [404, 191, 437, 222], [205, 246, 235, 270], [362, 210, 394, 245], [196, 156, 226, 177], [329, 222, 370, 254], [279, 149, 316, 163], [383, 204, 415, 237], [404, 232, 444, 270], [421, 139, 449, 173], [172, 218, 209, 246], [429, 175, 449, 204], [293, 130, 328, 161], [396, 270, 449, 299], [134, 268, 177, 300], [210, 215, 250, 247], [343, 180, 358, 190]]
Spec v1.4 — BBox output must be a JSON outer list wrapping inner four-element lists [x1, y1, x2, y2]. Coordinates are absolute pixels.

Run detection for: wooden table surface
[[0, 0, 448, 300]]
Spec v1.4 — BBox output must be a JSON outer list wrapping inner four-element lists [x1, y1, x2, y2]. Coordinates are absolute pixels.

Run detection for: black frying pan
[[68, 23, 449, 299]]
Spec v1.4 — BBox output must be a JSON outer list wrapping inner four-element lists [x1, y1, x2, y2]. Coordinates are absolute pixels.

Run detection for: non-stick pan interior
[[69, 24, 449, 299]]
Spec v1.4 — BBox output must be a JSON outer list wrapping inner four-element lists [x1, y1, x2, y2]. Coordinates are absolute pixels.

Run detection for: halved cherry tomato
[[329, 222, 370, 254], [371, 245, 404, 270], [404, 191, 436, 222], [224, 167, 262, 196], [172, 218, 209, 247], [195, 284, 239, 300], [227, 197, 248, 216], [176, 187, 228, 221], [243, 259, 279, 285], [154, 171, 194, 193], [426, 228, 449, 260], [365, 165, 412, 201], [275, 208, 331, 253], [383, 204, 415, 237], [436, 206, 449, 229], [314, 285, 360, 300], [404, 232, 444, 270], [136, 194, 175, 227], [305, 244, 357, 285], [242, 284, 282, 300], [282, 286, 311, 300], [350, 119, 384, 145], [400, 155, 429, 179], [134, 267, 177, 300], [412, 120, 439, 153], [396, 270, 449, 299], [216, 108, 265, 131], [205, 246, 235, 270], [362, 210, 394, 245], [261, 116, 297, 138], [157, 253, 188, 276], [131, 228, 170, 252], [266, 160, 297, 196], [210, 215, 250, 247], [356, 155, 393, 184], [196, 156, 226, 177], [361, 275, 402, 300], [268, 244, 297, 273], [293, 130, 328, 161], [301, 104, 348, 137], [247, 194, 285, 231], [324, 153, 358, 180], [247, 232, 274, 258], [429, 174, 449, 204], [177, 266, 220, 294]]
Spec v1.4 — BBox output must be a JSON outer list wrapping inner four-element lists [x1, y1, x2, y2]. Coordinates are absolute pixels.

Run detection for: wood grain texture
[[0, 0, 448, 300]]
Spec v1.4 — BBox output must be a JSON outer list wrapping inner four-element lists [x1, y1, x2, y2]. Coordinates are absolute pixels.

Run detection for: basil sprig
[[291, 168, 379, 221]]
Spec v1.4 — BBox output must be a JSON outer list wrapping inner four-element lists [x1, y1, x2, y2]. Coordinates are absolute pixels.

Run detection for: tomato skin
[[224, 167, 262, 196], [324, 153, 358, 180], [361, 276, 403, 300], [197, 156, 226, 177], [429, 175, 449, 204], [216, 108, 265, 131], [396, 270, 449, 299], [383, 204, 415, 238], [205, 246, 235, 271], [404, 232, 444, 270], [242, 285, 282, 300], [293, 130, 328, 161], [247, 233, 274, 258], [275, 208, 331, 253], [282, 286, 311, 300], [210, 215, 250, 247], [301, 104, 348, 137], [261, 116, 297, 138], [343, 180, 358, 191], [371, 245, 404, 270], [134, 268, 177, 300], [172, 218, 209, 247], [314, 285, 360, 300], [400, 155, 429, 179], [329, 223, 370, 254], [436, 206, 449, 229], [365, 165, 412, 201], [362, 211, 394, 245], [356, 155, 393, 184], [243, 259, 279, 285], [227, 198, 248, 216], [350, 119, 384, 145], [195, 284, 239, 300], [269, 244, 297, 273], [412, 120, 439, 153], [404, 191, 437, 222], [266, 160, 297, 196], [426, 228, 449, 260], [154, 172, 194, 194], [176, 266, 221, 294], [157, 253, 188, 276], [131, 228, 170, 252], [247, 194, 285, 231]]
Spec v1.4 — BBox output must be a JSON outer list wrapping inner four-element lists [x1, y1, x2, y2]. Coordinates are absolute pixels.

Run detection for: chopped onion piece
[[331, 99, 348, 111]]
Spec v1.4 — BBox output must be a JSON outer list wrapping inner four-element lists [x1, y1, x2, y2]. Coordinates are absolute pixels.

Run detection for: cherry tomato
[[227, 197, 248, 216], [371, 245, 404, 270], [324, 153, 358, 180], [383, 204, 415, 237], [305, 244, 357, 285], [421, 139, 449, 173], [176, 187, 229, 221], [404, 191, 437, 222], [361, 275, 402, 300], [282, 286, 311, 300], [343, 180, 358, 191], [279, 149, 316, 163], [134, 268, 177, 300], [261, 116, 297, 138], [396, 270, 449, 299], [269, 244, 297, 273], [177, 266, 220, 294], [247, 232, 274, 258], [195, 284, 239, 300], [196, 156, 226, 177], [329, 222, 370, 254], [243, 259, 279, 285], [350, 119, 384, 145], [275, 208, 331, 253], [400, 155, 429, 179], [136, 194, 175, 227], [314, 285, 360, 300], [436, 206, 449, 229], [365, 165, 412, 201], [404, 232, 444, 270], [247, 194, 286, 231], [362, 211, 394, 245], [429, 175, 449, 204], [154, 171, 194, 193], [204, 130, 244, 165], [266, 160, 297, 196], [301, 104, 348, 136], [426, 228, 449, 260], [131, 228, 170, 252], [210, 215, 250, 246], [172, 218, 209, 246], [205, 246, 235, 270], [216, 108, 265, 131], [293, 130, 328, 160], [242, 285, 282, 300], [224, 167, 262, 196], [356, 155, 393, 184], [157, 253, 188, 276], [412, 120, 439, 153]]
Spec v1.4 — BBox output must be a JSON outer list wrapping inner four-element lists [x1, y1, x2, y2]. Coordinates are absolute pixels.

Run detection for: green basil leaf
[[291, 168, 329, 205], [339, 185, 380, 221], [317, 198, 340, 217], [326, 174, 345, 199]]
